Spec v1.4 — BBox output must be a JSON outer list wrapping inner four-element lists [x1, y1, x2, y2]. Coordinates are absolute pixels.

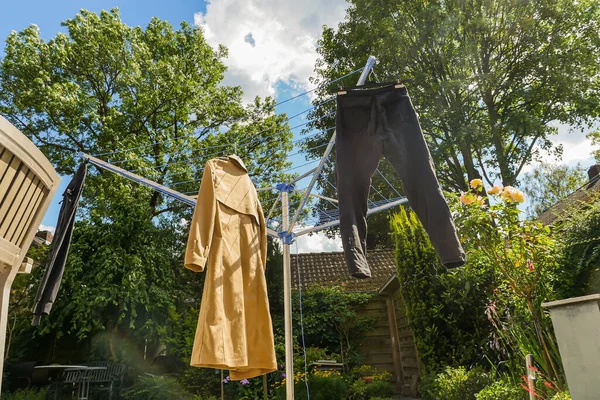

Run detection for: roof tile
[[291, 249, 397, 292]]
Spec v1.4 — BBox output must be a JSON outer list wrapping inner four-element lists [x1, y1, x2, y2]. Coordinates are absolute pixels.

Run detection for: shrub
[[121, 373, 203, 400], [391, 207, 499, 372], [420, 366, 493, 400], [2, 388, 47, 400], [274, 370, 349, 400], [364, 380, 394, 398], [346, 378, 368, 400], [476, 379, 526, 400], [551, 392, 572, 400]]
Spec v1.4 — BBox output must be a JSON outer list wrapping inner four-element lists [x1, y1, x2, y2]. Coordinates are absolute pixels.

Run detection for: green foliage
[[2, 388, 47, 400], [347, 378, 393, 400], [421, 366, 493, 400], [476, 380, 526, 400], [346, 379, 368, 400], [522, 163, 586, 218], [122, 373, 203, 400], [390, 206, 498, 372], [555, 194, 600, 298], [5, 244, 50, 362], [292, 285, 374, 371], [364, 380, 394, 399], [275, 371, 349, 400]]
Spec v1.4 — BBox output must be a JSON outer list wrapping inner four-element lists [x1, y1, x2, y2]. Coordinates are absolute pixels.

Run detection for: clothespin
[[337, 85, 347, 96], [394, 79, 405, 89]]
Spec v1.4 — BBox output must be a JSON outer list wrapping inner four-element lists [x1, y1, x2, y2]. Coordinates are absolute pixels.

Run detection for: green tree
[[522, 162, 587, 218], [309, 0, 600, 190], [0, 8, 293, 364], [303, 0, 600, 246]]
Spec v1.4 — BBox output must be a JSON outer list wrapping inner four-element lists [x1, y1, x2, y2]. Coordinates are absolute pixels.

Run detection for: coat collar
[[227, 154, 248, 172]]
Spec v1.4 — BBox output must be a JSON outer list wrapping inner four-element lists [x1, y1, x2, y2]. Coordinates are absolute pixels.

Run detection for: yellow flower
[[511, 189, 526, 203], [470, 179, 483, 189], [487, 185, 502, 195]]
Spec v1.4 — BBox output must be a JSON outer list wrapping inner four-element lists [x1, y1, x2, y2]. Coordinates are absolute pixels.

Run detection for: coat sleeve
[[185, 161, 216, 272]]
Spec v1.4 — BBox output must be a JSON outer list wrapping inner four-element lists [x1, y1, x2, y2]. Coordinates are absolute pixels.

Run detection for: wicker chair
[[0, 115, 60, 392]]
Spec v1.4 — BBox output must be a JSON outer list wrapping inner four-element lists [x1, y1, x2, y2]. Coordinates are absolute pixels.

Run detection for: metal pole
[[287, 55, 377, 233], [281, 191, 294, 399]]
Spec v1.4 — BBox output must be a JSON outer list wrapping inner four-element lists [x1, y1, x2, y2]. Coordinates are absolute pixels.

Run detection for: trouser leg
[[378, 88, 466, 268], [335, 96, 383, 278]]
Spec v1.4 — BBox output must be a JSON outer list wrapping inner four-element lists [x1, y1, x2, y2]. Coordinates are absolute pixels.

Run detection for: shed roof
[[538, 170, 600, 225], [291, 249, 397, 292]]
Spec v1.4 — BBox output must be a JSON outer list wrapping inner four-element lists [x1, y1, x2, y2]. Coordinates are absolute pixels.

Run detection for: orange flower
[[487, 185, 502, 195], [460, 192, 475, 205]]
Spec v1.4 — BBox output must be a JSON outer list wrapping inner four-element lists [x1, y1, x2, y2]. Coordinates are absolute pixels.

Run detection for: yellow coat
[[185, 155, 277, 380]]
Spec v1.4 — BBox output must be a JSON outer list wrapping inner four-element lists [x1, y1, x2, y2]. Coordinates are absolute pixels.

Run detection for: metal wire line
[[92, 68, 360, 158]]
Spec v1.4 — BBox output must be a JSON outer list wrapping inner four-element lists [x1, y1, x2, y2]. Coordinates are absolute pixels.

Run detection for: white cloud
[[39, 224, 55, 234], [194, 0, 348, 102], [521, 121, 599, 175], [293, 230, 342, 253]]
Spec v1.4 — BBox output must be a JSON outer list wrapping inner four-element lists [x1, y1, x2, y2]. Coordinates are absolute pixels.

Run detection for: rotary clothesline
[[80, 55, 407, 400]]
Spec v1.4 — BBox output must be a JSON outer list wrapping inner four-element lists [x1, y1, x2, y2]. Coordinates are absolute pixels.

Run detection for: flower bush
[[350, 365, 392, 382], [455, 180, 564, 385]]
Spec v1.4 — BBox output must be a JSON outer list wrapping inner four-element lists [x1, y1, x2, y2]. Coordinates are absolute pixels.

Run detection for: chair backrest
[[85, 361, 126, 383], [0, 115, 60, 393], [63, 370, 84, 384], [0, 115, 60, 271]]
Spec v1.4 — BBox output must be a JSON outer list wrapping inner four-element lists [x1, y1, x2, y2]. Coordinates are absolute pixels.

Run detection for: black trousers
[[32, 162, 87, 325], [335, 85, 466, 278]]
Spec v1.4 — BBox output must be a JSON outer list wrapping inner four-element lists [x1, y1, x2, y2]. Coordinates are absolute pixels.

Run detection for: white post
[[525, 354, 535, 400], [281, 191, 294, 399]]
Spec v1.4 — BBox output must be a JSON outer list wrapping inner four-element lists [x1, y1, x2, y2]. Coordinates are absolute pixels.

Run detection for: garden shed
[[291, 249, 422, 397]]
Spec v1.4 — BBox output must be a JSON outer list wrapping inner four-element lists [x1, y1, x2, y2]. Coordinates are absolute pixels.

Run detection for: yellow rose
[[501, 186, 515, 201], [470, 179, 483, 189], [511, 189, 526, 203], [487, 185, 502, 195]]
